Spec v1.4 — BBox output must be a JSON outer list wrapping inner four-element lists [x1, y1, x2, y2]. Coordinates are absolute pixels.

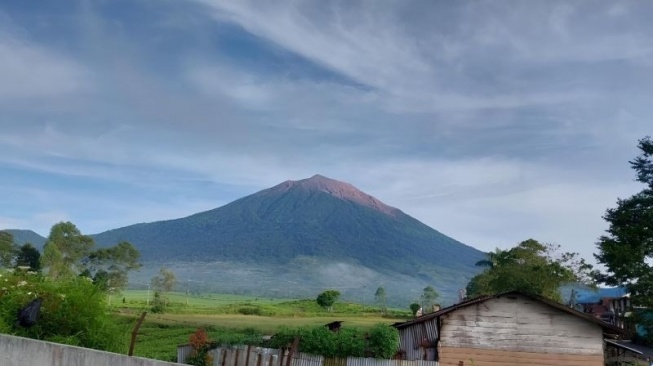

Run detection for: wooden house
[[394, 290, 624, 366]]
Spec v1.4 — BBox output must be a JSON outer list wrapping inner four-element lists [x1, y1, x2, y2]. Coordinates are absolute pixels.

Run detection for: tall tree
[[0, 231, 15, 267], [41, 222, 94, 279], [15, 243, 41, 271], [374, 286, 387, 313], [86, 241, 141, 291], [151, 267, 177, 293], [467, 239, 594, 302], [40, 222, 141, 288], [595, 136, 653, 307], [420, 285, 439, 311]]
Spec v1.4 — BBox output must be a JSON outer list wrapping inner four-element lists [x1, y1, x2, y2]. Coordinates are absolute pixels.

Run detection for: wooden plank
[[439, 346, 603, 366]]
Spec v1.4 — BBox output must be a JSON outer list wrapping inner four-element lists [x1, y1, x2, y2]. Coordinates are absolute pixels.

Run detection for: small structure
[[324, 321, 343, 332], [605, 339, 653, 365], [394, 290, 624, 366], [574, 287, 632, 330]]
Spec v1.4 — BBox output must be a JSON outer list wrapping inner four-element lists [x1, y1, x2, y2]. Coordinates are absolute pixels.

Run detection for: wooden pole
[[285, 336, 300, 366], [245, 345, 252, 366], [128, 312, 147, 356]]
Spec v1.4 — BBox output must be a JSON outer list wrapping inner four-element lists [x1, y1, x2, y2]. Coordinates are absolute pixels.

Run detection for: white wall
[[0, 334, 184, 366]]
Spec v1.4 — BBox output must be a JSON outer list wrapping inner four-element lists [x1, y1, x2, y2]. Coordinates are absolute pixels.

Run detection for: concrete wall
[[0, 334, 184, 366]]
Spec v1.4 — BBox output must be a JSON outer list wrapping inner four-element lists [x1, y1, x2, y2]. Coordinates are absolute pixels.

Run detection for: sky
[[1, 0, 651, 263]]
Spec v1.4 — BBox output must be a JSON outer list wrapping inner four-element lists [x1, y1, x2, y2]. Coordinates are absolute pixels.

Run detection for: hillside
[[93, 175, 482, 274], [2, 229, 46, 247]]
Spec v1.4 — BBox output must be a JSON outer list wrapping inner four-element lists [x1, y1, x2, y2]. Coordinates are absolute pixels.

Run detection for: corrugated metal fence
[[177, 345, 438, 366]]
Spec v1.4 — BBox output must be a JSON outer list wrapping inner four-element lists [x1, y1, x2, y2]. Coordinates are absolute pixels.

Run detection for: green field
[[113, 291, 410, 362]]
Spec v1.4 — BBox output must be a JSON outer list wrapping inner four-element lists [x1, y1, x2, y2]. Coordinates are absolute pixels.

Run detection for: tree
[[316, 289, 340, 311], [151, 267, 177, 293], [151, 267, 176, 313], [421, 285, 439, 312], [40, 222, 141, 290], [85, 241, 141, 291], [409, 302, 420, 317], [596, 136, 653, 307], [466, 239, 594, 302], [0, 231, 15, 268], [41, 222, 94, 279], [15, 244, 41, 271], [374, 286, 387, 313]]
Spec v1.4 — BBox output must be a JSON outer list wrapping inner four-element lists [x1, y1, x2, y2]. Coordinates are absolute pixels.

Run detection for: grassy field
[[113, 290, 410, 362]]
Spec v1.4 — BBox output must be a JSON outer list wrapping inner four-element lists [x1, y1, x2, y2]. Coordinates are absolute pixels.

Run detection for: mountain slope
[[3, 229, 46, 247], [93, 175, 484, 277]]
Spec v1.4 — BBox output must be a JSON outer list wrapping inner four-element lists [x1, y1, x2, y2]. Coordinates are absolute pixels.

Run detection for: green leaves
[[421, 285, 438, 310], [0, 269, 126, 352], [596, 136, 653, 306], [466, 239, 592, 302], [269, 324, 398, 358], [316, 289, 341, 310]]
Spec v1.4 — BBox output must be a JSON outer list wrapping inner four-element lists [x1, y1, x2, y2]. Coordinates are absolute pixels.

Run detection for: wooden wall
[[438, 346, 604, 366], [438, 294, 604, 366]]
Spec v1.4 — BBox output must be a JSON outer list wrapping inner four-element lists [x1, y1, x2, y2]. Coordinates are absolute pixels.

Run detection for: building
[[394, 290, 624, 366]]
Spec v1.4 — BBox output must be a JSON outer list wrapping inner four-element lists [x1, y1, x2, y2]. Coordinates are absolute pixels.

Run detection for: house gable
[[439, 293, 604, 355]]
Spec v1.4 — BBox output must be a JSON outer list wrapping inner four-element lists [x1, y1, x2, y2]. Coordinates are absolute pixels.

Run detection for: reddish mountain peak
[[268, 174, 399, 216]]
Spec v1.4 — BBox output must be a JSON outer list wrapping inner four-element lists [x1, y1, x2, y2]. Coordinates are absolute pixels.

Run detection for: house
[[394, 290, 624, 366], [572, 287, 631, 330]]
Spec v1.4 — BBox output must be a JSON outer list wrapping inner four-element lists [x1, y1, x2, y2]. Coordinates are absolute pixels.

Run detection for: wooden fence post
[[286, 336, 300, 366], [128, 312, 147, 356]]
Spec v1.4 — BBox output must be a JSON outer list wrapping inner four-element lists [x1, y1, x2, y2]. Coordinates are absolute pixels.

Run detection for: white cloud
[[0, 35, 89, 99]]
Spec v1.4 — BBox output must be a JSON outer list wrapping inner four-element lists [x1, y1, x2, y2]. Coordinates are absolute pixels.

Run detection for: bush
[[367, 324, 400, 359], [0, 269, 127, 352], [238, 307, 262, 315], [268, 324, 398, 358], [187, 328, 214, 366]]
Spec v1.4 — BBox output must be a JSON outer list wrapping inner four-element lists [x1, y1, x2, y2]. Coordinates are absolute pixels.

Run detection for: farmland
[[114, 290, 410, 362]]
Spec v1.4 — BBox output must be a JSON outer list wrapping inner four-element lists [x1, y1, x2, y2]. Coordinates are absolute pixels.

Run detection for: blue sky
[[1, 0, 651, 263]]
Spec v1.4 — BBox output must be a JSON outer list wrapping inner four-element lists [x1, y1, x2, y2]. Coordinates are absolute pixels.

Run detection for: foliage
[[420, 286, 438, 311], [409, 303, 420, 317], [269, 323, 398, 358], [316, 290, 340, 311], [151, 267, 177, 293], [595, 136, 653, 307], [15, 244, 41, 271], [366, 323, 400, 359], [150, 267, 176, 313], [374, 286, 387, 313], [0, 269, 127, 352], [466, 239, 594, 302], [0, 231, 14, 268], [85, 241, 141, 291], [41, 222, 94, 279], [186, 328, 214, 366], [41, 222, 141, 292]]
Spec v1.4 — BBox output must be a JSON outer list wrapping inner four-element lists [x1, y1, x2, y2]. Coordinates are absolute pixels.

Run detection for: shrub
[[367, 324, 400, 359], [186, 328, 214, 366], [268, 324, 398, 358], [0, 269, 127, 352], [238, 307, 262, 315]]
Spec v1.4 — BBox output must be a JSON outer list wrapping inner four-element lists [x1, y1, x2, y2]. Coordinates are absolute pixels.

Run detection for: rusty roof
[[394, 290, 624, 334]]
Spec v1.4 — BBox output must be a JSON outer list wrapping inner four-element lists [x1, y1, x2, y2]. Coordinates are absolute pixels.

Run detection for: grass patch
[[109, 291, 410, 362]]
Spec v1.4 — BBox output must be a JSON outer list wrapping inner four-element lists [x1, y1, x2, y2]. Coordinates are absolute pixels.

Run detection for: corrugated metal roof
[[394, 290, 624, 334]]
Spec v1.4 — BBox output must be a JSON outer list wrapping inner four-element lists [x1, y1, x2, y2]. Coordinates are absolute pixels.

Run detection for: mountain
[[93, 174, 485, 303], [2, 229, 46, 247]]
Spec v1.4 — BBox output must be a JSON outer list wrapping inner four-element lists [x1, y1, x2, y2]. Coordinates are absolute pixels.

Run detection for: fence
[[177, 345, 439, 366]]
